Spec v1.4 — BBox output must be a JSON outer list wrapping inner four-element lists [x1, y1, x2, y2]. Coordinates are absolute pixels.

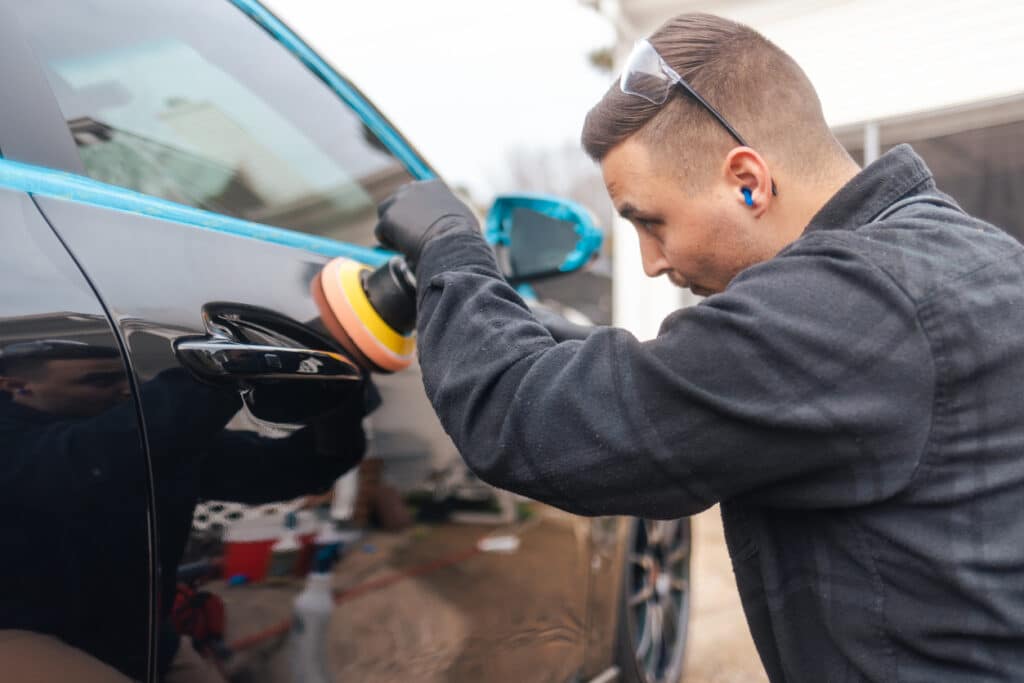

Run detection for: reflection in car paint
[[0, 0, 662, 678], [0, 189, 151, 680]]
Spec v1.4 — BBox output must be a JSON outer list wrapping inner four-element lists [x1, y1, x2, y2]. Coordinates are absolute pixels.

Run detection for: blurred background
[[264, 0, 1024, 341]]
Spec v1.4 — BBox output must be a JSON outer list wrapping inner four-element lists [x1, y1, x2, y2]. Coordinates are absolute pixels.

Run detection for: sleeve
[[198, 385, 372, 504], [0, 368, 237, 504], [413, 231, 934, 518]]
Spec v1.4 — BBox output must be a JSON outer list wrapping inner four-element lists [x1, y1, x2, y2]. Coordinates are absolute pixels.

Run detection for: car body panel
[[0, 0, 620, 680], [0, 0, 643, 680], [0, 187, 153, 680]]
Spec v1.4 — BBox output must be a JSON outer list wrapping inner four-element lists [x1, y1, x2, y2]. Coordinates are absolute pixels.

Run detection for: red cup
[[222, 518, 286, 582], [223, 538, 276, 582]]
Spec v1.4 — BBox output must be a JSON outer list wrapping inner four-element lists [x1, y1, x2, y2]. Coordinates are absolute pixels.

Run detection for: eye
[[633, 216, 663, 240]]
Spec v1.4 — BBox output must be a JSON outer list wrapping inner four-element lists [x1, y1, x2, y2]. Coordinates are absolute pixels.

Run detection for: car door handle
[[174, 338, 362, 383]]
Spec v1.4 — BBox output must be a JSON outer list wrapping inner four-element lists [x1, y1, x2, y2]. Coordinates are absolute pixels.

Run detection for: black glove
[[375, 179, 479, 270]]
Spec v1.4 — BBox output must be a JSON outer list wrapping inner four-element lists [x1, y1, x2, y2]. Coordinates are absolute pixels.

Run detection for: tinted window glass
[[14, 0, 414, 245]]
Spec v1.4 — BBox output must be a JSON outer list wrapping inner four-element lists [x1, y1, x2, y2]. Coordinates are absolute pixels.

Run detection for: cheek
[[662, 222, 713, 268], [665, 218, 736, 281]]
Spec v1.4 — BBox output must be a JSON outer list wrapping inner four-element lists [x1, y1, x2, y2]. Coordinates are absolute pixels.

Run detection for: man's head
[[582, 13, 860, 295], [0, 340, 129, 417]]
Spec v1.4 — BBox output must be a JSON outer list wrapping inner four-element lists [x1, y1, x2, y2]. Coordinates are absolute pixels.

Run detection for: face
[[601, 137, 775, 296], [2, 357, 131, 417]]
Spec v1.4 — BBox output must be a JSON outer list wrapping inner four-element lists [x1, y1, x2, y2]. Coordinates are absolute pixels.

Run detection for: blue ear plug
[[741, 188, 754, 207]]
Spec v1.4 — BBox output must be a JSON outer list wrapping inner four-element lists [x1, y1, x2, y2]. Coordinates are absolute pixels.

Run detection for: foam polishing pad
[[313, 257, 415, 373]]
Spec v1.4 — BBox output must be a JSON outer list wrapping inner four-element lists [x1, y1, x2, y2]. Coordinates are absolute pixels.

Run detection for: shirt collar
[[805, 144, 937, 233]]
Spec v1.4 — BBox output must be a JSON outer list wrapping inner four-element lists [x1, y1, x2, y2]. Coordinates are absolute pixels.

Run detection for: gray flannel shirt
[[415, 145, 1024, 682]]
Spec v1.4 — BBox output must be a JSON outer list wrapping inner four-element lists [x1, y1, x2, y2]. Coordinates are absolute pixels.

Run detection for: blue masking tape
[[0, 157, 392, 266]]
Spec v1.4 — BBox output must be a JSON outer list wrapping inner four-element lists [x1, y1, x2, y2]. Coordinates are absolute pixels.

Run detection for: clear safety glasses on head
[[619, 39, 777, 195]]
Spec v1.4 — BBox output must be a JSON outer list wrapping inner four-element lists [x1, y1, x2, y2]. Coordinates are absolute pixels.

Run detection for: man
[[374, 12, 1024, 683]]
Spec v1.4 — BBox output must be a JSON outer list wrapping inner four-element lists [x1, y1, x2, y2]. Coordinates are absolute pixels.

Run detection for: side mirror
[[485, 194, 603, 284]]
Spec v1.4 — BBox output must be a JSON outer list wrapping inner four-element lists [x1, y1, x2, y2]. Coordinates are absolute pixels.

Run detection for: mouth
[[666, 271, 688, 289], [666, 272, 712, 297]]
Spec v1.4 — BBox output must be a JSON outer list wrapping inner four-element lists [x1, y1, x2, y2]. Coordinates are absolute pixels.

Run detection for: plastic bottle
[[290, 548, 335, 683]]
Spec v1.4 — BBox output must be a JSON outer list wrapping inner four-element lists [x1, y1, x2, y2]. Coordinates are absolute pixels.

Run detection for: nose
[[636, 230, 671, 279]]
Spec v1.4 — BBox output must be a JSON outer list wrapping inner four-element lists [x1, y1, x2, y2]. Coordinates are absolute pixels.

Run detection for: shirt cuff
[[416, 229, 504, 299]]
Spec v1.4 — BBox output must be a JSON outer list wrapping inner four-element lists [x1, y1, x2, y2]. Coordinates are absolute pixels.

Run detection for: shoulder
[[720, 232, 918, 317], [783, 207, 1024, 306]]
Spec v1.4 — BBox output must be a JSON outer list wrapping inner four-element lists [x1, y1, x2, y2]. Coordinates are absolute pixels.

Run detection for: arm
[[197, 416, 364, 504], [198, 383, 376, 504], [413, 230, 934, 518], [0, 368, 239, 503]]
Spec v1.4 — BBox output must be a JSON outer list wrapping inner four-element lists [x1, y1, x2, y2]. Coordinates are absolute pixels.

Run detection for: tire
[[614, 517, 692, 683]]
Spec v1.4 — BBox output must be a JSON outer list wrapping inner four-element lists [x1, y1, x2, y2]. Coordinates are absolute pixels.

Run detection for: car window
[[12, 0, 415, 246]]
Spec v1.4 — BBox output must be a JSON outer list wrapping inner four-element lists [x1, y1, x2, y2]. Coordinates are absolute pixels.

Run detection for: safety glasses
[[620, 39, 777, 195]]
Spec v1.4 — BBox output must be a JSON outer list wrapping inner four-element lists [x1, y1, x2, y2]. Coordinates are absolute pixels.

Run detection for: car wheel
[[615, 517, 691, 683]]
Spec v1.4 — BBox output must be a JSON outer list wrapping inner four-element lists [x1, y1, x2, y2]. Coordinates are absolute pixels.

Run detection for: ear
[[721, 147, 773, 218]]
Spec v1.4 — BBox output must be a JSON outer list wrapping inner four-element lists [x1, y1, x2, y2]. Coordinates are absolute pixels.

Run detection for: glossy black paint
[[0, 188, 151, 679], [35, 177, 594, 682], [0, 0, 636, 680]]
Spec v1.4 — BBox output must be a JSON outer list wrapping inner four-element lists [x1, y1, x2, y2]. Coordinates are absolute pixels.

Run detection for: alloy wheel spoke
[[629, 581, 654, 607], [635, 604, 654, 660], [670, 577, 689, 593], [644, 519, 661, 545], [666, 544, 690, 565], [629, 552, 649, 566], [648, 604, 664, 676], [662, 609, 677, 657], [661, 593, 678, 625]]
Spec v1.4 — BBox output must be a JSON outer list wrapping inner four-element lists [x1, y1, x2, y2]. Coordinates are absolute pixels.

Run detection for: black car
[[0, 1, 690, 681]]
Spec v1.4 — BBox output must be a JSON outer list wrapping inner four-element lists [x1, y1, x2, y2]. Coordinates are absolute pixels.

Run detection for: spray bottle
[[290, 547, 336, 683]]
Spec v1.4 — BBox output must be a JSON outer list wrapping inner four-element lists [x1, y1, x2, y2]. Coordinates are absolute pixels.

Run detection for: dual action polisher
[[312, 256, 417, 373]]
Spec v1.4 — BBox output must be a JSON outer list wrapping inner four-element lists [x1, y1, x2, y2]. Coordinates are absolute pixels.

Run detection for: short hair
[[581, 13, 848, 188]]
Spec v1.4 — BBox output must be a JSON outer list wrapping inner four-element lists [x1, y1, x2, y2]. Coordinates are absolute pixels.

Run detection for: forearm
[[414, 232, 714, 518], [200, 419, 364, 504]]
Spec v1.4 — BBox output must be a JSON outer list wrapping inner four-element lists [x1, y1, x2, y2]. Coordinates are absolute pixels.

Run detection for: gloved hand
[[375, 179, 479, 270]]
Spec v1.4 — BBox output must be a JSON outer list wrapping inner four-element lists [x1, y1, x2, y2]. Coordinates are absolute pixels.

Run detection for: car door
[[2, 1, 592, 681], [0, 189, 153, 682]]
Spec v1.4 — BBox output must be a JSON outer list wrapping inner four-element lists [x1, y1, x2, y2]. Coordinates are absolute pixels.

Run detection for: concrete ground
[[214, 506, 767, 683], [681, 507, 768, 683]]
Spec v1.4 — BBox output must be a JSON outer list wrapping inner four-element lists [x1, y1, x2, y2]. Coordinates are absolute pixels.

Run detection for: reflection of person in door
[[0, 339, 374, 682]]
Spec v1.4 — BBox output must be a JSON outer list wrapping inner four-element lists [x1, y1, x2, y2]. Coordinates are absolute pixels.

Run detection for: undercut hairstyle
[[582, 13, 852, 190]]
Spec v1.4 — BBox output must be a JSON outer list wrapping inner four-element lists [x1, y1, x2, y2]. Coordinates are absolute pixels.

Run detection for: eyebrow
[[617, 202, 638, 220]]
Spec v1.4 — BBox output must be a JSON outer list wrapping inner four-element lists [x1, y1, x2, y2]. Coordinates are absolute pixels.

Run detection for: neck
[[778, 157, 861, 245]]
